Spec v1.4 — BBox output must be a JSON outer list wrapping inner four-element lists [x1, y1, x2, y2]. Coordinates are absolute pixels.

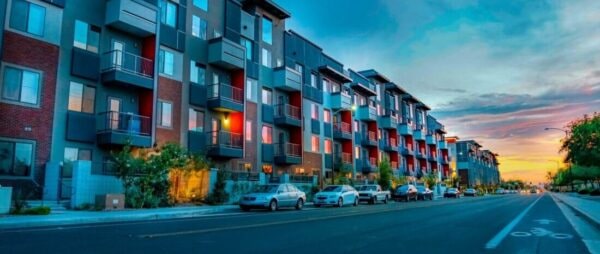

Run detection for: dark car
[[444, 188, 461, 198], [416, 186, 433, 200], [393, 184, 418, 202]]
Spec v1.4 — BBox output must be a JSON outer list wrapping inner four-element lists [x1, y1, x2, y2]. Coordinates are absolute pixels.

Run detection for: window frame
[[261, 48, 271, 68], [157, 100, 173, 128], [159, 49, 175, 76], [190, 60, 206, 85], [67, 81, 95, 113], [311, 135, 320, 153], [191, 15, 207, 40], [262, 17, 272, 45], [161, 0, 178, 28], [261, 125, 273, 144], [0, 137, 36, 178], [188, 108, 204, 132], [0, 63, 43, 108], [73, 20, 100, 53], [261, 87, 272, 105], [9, 0, 46, 37], [193, 0, 208, 11]]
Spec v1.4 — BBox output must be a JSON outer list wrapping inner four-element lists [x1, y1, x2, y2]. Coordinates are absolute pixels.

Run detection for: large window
[[324, 109, 331, 123], [324, 139, 332, 154], [73, 20, 100, 53], [0, 139, 34, 177], [246, 78, 257, 102], [262, 88, 272, 105], [261, 125, 272, 144], [157, 101, 172, 128], [262, 17, 272, 44], [310, 73, 317, 88], [160, 0, 178, 28], [159, 49, 175, 76], [311, 103, 318, 120], [68, 81, 95, 113], [261, 48, 271, 67], [355, 146, 360, 159], [240, 38, 253, 60], [192, 15, 207, 39], [311, 135, 320, 153], [10, 0, 45, 36], [193, 0, 208, 11], [190, 60, 205, 85], [188, 108, 204, 132], [64, 147, 91, 162], [1, 65, 41, 106]]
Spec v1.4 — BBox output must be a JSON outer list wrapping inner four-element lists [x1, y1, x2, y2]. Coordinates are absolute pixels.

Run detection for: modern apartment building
[[0, 0, 456, 200], [454, 140, 500, 187]]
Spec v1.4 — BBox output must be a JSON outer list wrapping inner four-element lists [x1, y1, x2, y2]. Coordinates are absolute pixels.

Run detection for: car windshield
[[253, 185, 279, 193], [357, 185, 377, 191], [397, 186, 409, 191], [467, 189, 475, 192], [417, 186, 425, 191], [448, 188, 457, 192], [322, 186, 342, 192]]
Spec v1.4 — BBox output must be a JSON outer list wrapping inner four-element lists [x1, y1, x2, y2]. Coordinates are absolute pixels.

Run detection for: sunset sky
[[276, 0, 600, 183]]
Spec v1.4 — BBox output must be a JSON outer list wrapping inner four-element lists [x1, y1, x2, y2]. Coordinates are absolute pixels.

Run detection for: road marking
[[511, 232, 531, 237], [534, 219, 555, 225], [485, 194, 544, 249]]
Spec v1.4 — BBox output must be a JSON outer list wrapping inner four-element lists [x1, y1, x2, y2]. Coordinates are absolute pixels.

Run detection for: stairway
[[25, 200, 70, 213]]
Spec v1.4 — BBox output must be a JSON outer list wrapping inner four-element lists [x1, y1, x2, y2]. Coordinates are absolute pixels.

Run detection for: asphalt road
[[0, 193, 592, 254]]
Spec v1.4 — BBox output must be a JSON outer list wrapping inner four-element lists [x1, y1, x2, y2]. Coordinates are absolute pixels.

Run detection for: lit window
[[241, 38, 252, 60], [261, 125, 272, 144], [262, 88, 272, 105], [73, 20, 100, 53], [188, 108, 204, 132], [68, 82, 95, 113], [157, 101, 172, 128], [160, 0, 177, 28], [262, 17, 272, 44], [311, 135, 319, 153], [190, 61, 205, 85], [324, 109, 331, 123], [324, 139, 332, 154], [192, 15, 207, 39], [0, 139, 34, 176], [246, 121, 252, 141], [10, 0, 45, 36], [311, 104, 318, 120], [355, 146, 360, 159], [246, 79, 257, 102], [354, 120, 359, 132], [193, 0, 208, 11], [262, 164, 273, 174], [261, 48, 271, 67], [1, 66, 41, 106], [159, 49, 175, 76]]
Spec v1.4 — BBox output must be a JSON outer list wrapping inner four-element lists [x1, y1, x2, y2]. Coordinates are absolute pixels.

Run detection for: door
[[112, 41, 124, 69], [108, 97, 121, 130]]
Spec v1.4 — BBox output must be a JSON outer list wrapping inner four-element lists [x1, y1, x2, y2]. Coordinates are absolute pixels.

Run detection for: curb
[[551, 193, 600, 230]]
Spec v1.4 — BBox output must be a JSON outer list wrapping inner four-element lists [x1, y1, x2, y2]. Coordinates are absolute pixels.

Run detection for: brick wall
[[156, 77, 182, 145]]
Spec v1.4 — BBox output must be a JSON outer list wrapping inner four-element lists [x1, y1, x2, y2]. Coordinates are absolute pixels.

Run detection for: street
[[0, 193, 593, 254]]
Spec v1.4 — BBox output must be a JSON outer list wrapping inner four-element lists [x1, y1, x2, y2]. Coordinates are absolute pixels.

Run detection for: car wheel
[[295, 199, 304, 210], [405, 196, 409, 202], [240, 206, 250, 212], [337, 197, 344, 207], [372, 196, 377, 204], [353, 197, 359, 206], [269, 200, 278, 212], [383, 196, 388, 204]]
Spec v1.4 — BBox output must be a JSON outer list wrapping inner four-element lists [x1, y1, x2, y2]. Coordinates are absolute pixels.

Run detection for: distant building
[[452, 140, 500, 187]]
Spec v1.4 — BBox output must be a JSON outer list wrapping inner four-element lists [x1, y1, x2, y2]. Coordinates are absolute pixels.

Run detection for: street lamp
[[544, 127, 573, 191], [330, 104, 357, 185]]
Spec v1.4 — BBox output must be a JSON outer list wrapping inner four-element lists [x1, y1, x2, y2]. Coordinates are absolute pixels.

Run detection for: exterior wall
[[156, 77, 182, 145]]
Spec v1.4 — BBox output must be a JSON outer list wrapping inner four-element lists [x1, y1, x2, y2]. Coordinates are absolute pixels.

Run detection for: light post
[[544, 127, 573, 191], [330, 104, 357, 185]]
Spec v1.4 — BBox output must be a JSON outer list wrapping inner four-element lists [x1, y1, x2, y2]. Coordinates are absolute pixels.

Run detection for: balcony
[[380, 113, 399, 129], [274, 104, 301, 127], [335, 152, 353, 166], [350, 81, 376, 97], [428, 154, 438, 162], [441, 156, 450, 165], [208, 37, 245, 70], [273, 67, 301, 91], [66, 111, 96, 143], [362, 157, 378, 174], [415, 149, 427, 159], [331, 92, 352, 110], [96, 111, 152, 147], [333, 122, 352, 140], [383, 138, 398, 152], [399, 122, 413, 136], [189, 83, 207, 107], [438, 140, 448, 150], [413, 124, 425, 140], [356, 105, 377, 121], [207, 83, 244, 112], [426, 134, 436, 145], [105, 0, 157, 37], [187, 131, 206, 154], [274, 143, 302, 165], [303, 85, 323, 103], [400, 146, 414, 156], [100, 50, 154, 89], [206, 131, 243, 158], [362, 131, 378, 147]]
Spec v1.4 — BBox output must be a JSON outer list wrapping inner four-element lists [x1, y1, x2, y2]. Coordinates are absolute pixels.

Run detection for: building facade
[[0, 0, 457, 200], [454, 140, 500, 187]]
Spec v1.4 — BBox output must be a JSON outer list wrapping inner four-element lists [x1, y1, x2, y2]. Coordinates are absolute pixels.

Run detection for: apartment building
[[454, 140, 500, 187], [0, 0, 457, 200]]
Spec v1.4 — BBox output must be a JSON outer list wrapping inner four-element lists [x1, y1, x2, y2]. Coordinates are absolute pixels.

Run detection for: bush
[[590, 189, 600, 196], [205, 170, 229, 205], [12, 206, 51, 215], [578, 188, 591, 195]]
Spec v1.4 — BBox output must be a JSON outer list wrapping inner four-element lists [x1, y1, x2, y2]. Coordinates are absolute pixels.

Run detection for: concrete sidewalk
[[552, 192, 600, 229], [0, 205, 239, 230]]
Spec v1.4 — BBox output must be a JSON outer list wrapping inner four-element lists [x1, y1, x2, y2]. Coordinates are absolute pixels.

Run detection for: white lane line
[[485, 194, 544, 249]]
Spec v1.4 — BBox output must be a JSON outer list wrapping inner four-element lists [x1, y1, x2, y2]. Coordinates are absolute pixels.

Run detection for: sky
[[275, 0, 600, 184]]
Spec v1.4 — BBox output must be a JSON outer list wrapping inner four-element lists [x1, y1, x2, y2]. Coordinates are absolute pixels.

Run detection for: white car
[[313, 185, 359, 207]]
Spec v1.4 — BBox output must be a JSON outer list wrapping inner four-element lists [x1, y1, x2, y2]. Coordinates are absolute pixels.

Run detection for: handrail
[[101, 49, 154, 78], [207, 130, 243, 148], [207, 83, 244, 104], [333, 122, 351, 133], [97, 111, 151, 136], [275, 142, 301, 157], [274, 104, 301, 120]]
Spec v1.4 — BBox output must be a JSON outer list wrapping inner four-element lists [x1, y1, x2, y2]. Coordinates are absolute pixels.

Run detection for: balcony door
[[112, 40, 124, 69], [108, 97, 121, 130]]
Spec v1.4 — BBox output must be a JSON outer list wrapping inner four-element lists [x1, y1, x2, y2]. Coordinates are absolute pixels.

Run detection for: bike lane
[[491, 194, 589, 254]]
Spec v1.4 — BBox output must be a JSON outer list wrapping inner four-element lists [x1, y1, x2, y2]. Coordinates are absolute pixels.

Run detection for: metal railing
[[275, 143, 302, 157], [338, 152, 352, 164], [101, 49, 154, 78], [226, 171, 260, 181], [368, 157, 377, 166], [290, 175, 313, 183], [97, 111, 151, 136], [333, 122, 351, 134], [207, 131, 243, 148], [207, 83, 244, 104], [389, 138, 397, 147], [274, 104, 301, 120], [367, 131, 377, 141]]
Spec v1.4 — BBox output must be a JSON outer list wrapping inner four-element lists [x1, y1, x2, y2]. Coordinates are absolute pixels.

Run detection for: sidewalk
[[0, 205, 239, 230], [552, 192, 600, 229]]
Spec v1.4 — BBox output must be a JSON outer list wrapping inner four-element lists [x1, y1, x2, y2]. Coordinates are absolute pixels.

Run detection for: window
[[310, 73, 317, 88], [376, 84, 381, 101], [1, 65, 41, 106], [354, 120, 359, 132], [193, 0, 208, 11], [324, 109, 331, 123], [160, 0, 177, 28], [355, 146, 360, 159], [261, 125, 272, 144], [262, 88, 272, 105], [261, 48, 271, 67], [68, 82, 95, 113], [246, 78, 257, 102], [311, 103, 318, 120], [295, 64, 303, 84], [311, 135, 320, 153], [245, 121, 252, 141], [262, 17, 272, 44], [324, 139, 332, 154], [262, 164, 273, 174], [323, 79, 330, 93], [73, 20, 100, 53], [157, 101, 172, 128], [10, 0, 45, 36], [0, 139, 33, 176], [236, 37, 252, 61], [190, 61, 205, 85], [191, 15, 207, 39], [64, 147, 91, 162], [188, 108, 204, 132], [159, 49, 174, 76]]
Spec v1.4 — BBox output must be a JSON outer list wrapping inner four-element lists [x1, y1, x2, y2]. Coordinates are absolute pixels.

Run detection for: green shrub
[[590, 189, 600, 196], [205, 170, 229, 204], [578, 188, 591, 195], [12, 206, 51, 215]]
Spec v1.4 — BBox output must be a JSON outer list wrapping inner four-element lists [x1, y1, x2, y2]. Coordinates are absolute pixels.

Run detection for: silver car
[[313, 185, 359, 207], [239, 184, 306, 211]]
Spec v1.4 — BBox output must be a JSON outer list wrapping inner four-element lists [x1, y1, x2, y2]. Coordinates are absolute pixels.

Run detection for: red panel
[[231, 70, 245, 90], [368, 147, 378, 159], [290, 129, 302, 145], [367, 122, 377, 132], [230, 112, 244, 134], [341, 111, 351, 124], [289, 92, 301, 108], [142, 36, 156, 60], [390, 152, 398, 162], [139, 90, 153, 118], [342, 140, 352, 153]]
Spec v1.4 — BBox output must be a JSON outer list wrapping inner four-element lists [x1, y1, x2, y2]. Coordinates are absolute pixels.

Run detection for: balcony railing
[[207, 131, 243, 148], [225, 171, 260, 181], [367, 131, 377, 142], [274, 104, 301, 120], [390, 138, 397, 147], [368, 157, 377, 166], [334, 122, 351, 134], [207, 83, 244, 103], [97, 111, 151, 136], [275, 143, 302, 157], [101, 50, 154, 78], [339, 152, 352, 164]]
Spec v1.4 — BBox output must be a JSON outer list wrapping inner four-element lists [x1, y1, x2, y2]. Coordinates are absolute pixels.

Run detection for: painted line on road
[[484, 194, 544, 249]]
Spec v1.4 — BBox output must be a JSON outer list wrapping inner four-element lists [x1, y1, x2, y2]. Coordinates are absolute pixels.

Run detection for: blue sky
[[275, 0, 600, 182]]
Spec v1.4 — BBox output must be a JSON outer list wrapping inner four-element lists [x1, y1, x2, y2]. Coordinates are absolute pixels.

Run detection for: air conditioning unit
[[95, 193, 125, 210]]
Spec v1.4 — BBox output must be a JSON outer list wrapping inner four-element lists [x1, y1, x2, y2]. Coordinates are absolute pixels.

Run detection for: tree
[[378, 158, 392, 190], [423, 173, 437, 190], [561, 113, 600, 169]]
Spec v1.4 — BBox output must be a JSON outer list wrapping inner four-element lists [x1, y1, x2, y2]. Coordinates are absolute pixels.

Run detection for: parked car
[[416, 186, 433, 200], [464, 188, 477, 197], [393, 184, 418, 202], [444, 188, 461, 198], [239, 184, 306, 212], [314, 185, 359, 207], [495, 188, 506, 194], [356, 184, 391, 204], [530, 188, 538, 194]]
